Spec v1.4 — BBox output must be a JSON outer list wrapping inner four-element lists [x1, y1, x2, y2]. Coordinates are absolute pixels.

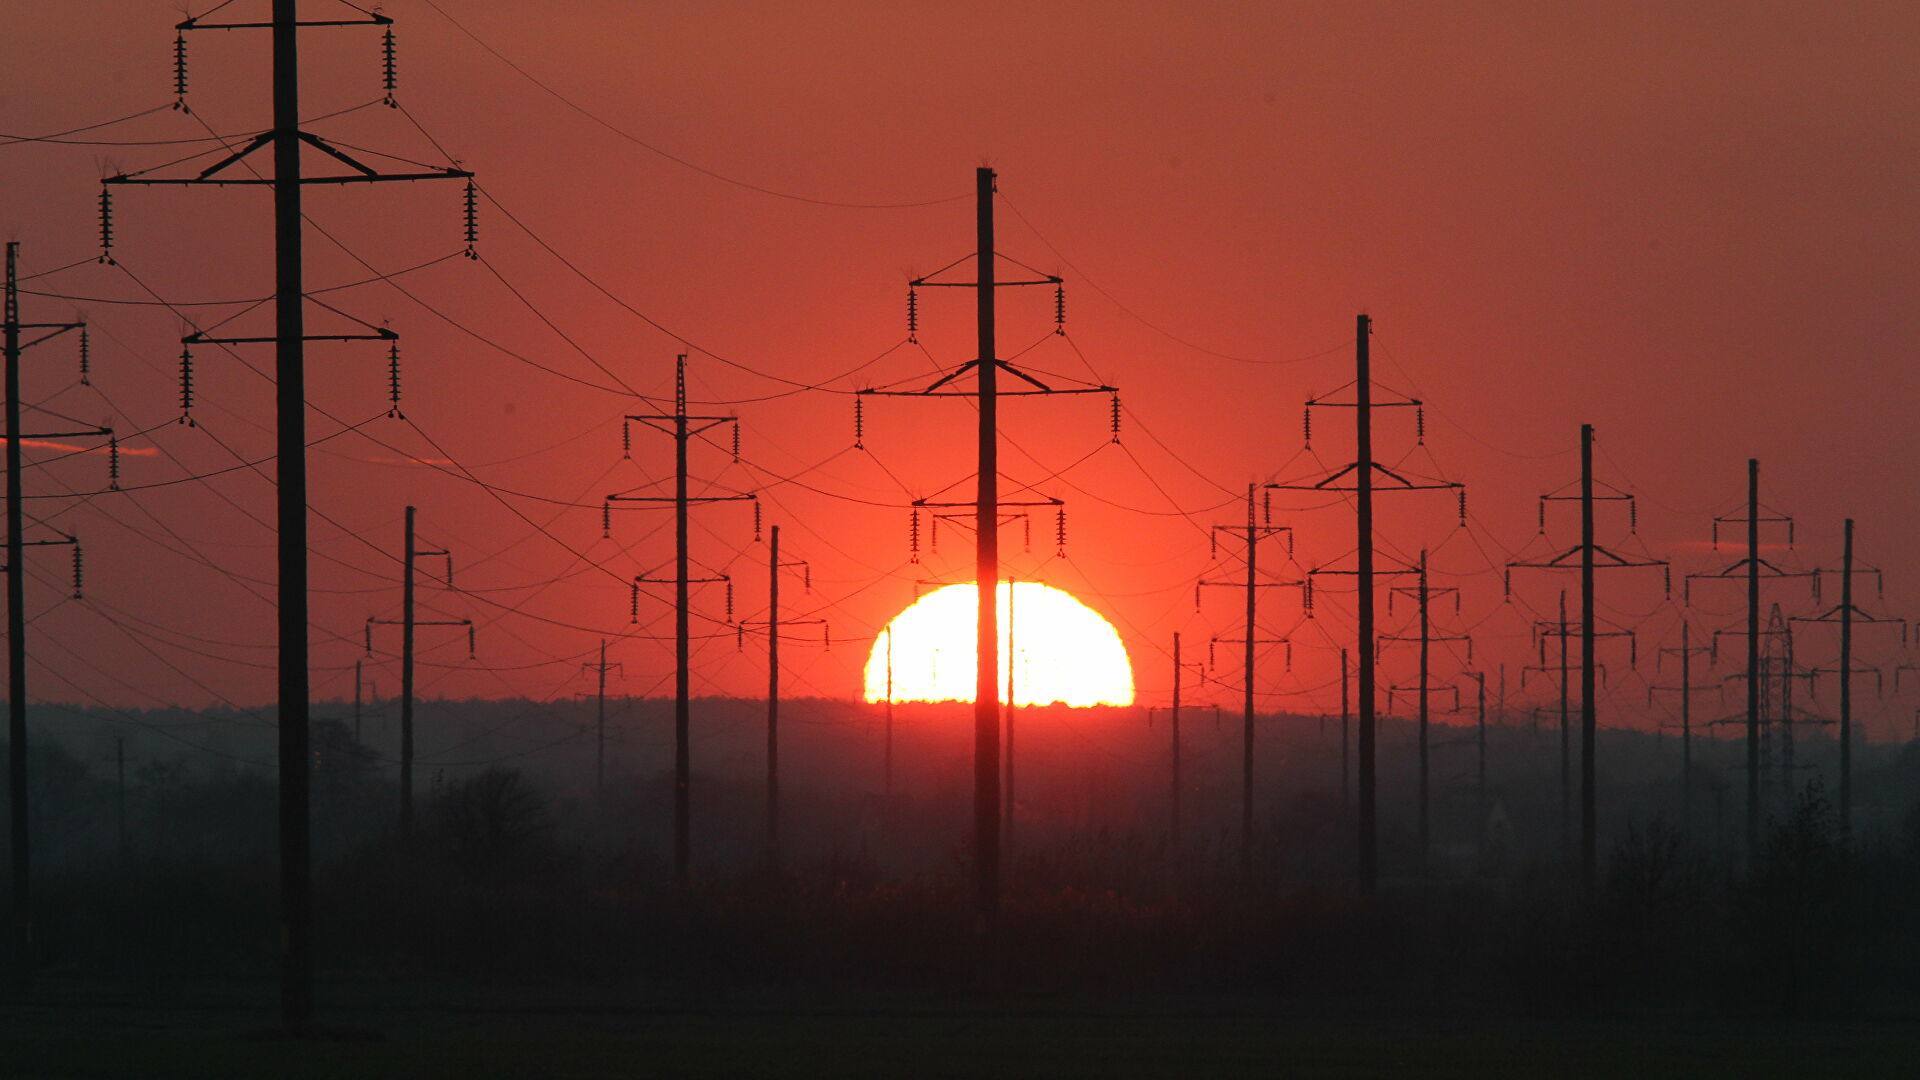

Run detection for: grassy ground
[[4, 986, 1918, 1079]]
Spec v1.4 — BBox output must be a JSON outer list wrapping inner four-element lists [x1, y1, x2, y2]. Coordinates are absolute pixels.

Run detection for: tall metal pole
[[272, 0, 313, 1029], [1242, 483, 1258, 886], [399, 505, 417, 845], [674, 358, 692, 884], [4, 243, 30, 995], [1580, 423, 1597, 891], [1356, 314, 1378, 891], [1840, 518, 1854, 834], [352, 659, 363, 744], [1171, 632, 1183, 853], [1746, 459, 1760, 860], [972, 166, 1002, 929], [1417, 550, 1430, 870], [766, 526, 780, 866]]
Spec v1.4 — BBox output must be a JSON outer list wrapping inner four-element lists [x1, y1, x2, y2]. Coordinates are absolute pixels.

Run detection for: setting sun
[[863, 582, 1134, 707]]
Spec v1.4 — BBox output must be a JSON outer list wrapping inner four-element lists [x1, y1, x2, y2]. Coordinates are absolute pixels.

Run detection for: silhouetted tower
[[1520, 591, 1629, 858], [1470, 670, 1488, 822], [1340, 648, 1352, 805], [4, 243, 107, 996], [1794, 519, 1903, 835], [1381, 550, 1468, 869], [859, 167, 1111, 931], [105, 1, 473, 1029], [1506, 424, 1666, 890], [1685, 460, 1809, 860], [1268, 314, 1464, 891], [1199, 483, 1298, 885], [1168, 631, 1206, 862], [608, 354, 753, 884], [365, 506, 472, 845], [737, 524, 823, 868], [1649, 618, 1716, 837], [581, 642, 623, 795]]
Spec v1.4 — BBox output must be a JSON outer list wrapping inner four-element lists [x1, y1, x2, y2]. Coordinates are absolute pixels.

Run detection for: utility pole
[[1520, 588, 1628, 857], [1268, 314, 1465, 891], [610, 355, 753, 885], [581, 642, 623, 795], [1507, 424, 1665, 890], [1472, 670, 1488, 823], [737, 524, 822, 868], [106, 2, 471, 1030], [1382, 551, 1468, 871], [352, 660, 363, 744], [1793, 519, 1902, 836], [1199, 483, 1298, 886], [859, 167, 1111, 934], [366, 506, 470, 845], [5, 243, 106, 996], [1168, 632, 1205, 862], [1650, 618, 1715, 837], [1685, 460, 1809, 861]]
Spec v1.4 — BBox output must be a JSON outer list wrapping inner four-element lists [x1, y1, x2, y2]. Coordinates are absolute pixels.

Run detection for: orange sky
[[3, 1, 1917, 738]]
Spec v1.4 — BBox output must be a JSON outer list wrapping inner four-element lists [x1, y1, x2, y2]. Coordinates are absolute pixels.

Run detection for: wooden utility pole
[[366, 507, 467, 845], [5, 243, 101, 995], [106, 2, 471, 1027], [612, 355, 752, 883]]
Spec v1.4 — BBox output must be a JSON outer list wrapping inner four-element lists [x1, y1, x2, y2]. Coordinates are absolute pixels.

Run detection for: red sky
[[3, 1, 1917, 738]]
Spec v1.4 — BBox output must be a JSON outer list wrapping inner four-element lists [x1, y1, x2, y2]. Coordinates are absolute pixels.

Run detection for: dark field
[[6, 989, 1920, 1079]]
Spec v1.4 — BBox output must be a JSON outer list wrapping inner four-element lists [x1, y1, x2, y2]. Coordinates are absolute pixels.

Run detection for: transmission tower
[[103, 0, 472, 1029], [1167, 631, 1207, 861], [1198, 483, 1300, 886], [1793, 519, 1905, 834], [364, 506, 471, 845], [735, 523, 824, 868], [857, 167, 1113, 932], [1505, 424, 1667, 889], [606, 354, 754, 884], [1685, 459, 1812, 860], [4, 243, 111, 995], [1267, 314, 1465, 891], [1380, 550, 1469, 869], [1520, 590, 1628, 861], [1648, 617, 1716, 837], [581, 641, 624, 796]]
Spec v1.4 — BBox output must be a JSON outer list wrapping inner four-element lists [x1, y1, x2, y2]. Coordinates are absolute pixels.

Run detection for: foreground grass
[[4, 988, 1918, 1079]]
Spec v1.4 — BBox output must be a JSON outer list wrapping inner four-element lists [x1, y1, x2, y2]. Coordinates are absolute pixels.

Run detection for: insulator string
[[853, 396, 865, 449], [1053, 284, 1065, 334], [107, 435, 120, 490], [462, 179, 478, 256], [78, 328, 90, 385], [385, 341, 404, 418], [97, 188, 114, 264], [177, 346, 195, 426], [906, 286, 918, 342], [172, 33, 190, 110], [381, 27, 398, 103]]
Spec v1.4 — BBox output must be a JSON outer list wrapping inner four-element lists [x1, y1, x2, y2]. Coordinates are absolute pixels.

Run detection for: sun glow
[[863, 582, 1134, 707]]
